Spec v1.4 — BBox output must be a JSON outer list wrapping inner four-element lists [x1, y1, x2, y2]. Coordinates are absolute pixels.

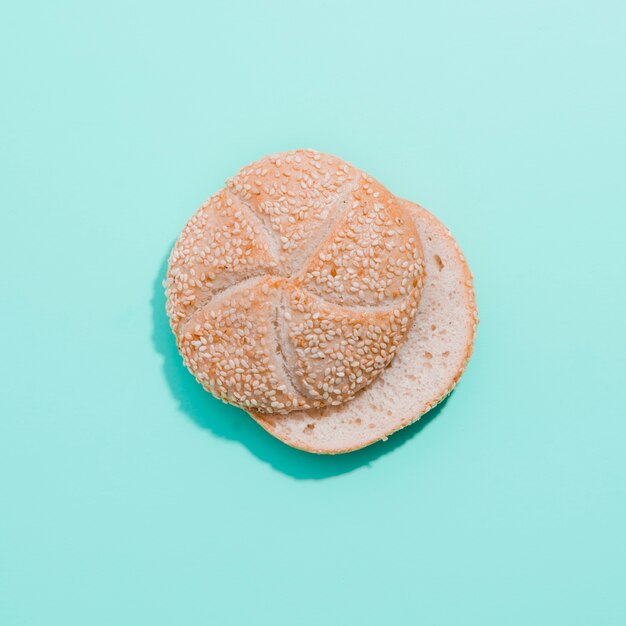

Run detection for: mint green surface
[[2, 2, 625, 625]]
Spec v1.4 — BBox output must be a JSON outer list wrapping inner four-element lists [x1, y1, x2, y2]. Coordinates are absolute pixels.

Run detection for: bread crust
[[166, 151, 425, 414], [247, 200, 478, 453]]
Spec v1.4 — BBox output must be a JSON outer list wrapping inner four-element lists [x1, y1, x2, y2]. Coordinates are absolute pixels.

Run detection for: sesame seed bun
[[165, 150, 425, 415], [247, 200, 478, 453]]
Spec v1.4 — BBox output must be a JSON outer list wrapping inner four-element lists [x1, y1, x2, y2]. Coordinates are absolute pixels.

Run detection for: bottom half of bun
[[247, 200, 478, 454]]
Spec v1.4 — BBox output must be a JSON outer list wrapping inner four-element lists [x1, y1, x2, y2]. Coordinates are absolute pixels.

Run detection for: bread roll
[[247, 200, 478, 453], [166, 150, 425, 414]]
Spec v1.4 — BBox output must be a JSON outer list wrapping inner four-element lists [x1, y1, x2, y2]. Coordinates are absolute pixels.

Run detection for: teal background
[[1, 1, 625, 624]]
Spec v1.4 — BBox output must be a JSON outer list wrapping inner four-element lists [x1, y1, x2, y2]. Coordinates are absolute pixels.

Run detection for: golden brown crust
[[297, 182, 423, 306], [226, 150, 358, 274], [284, 287, 420, 406], [165, 190, 279, 333], [166, 150, 425, 414], [177, 277, 301, 411]]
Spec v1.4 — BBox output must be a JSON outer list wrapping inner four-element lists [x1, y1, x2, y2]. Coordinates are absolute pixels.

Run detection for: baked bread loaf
[[247, 200, 478, 453], [166, 150, 425, 414]]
